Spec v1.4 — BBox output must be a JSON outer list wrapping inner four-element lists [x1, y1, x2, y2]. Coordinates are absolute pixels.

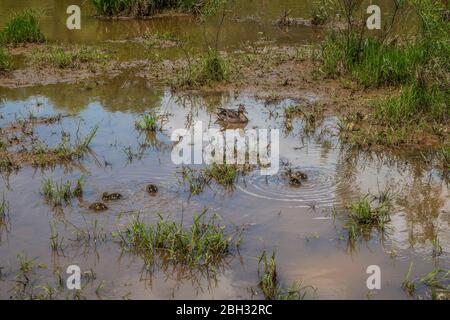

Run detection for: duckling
[[89, 202, 108, 211], [216, 104, 248, 124], [283, 169, 308, 186], [102, 192, 123, 201], [147, 184, 158, 195]]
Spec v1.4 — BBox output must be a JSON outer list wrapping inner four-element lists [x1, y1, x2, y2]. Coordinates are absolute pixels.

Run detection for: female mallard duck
[[216, 104, 248, 124]]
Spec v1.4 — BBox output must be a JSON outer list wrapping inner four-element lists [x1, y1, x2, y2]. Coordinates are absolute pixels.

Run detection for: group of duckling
[[88, 184, 159, 212]]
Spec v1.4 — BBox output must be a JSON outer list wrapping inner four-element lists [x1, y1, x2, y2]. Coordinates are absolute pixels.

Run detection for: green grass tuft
[[92, 0, 216, 16], [117, 210, 239, 270], [258, 251, 313, 300], [204, 163, 237, 187], [173, 49, 231, 88], [345, 190, 394, 240], [0, 10, 45, 44], [42, 177, 85, 206], [0, 48, 12, 73], [28, 46, 110, 69], [135, 113, 161, 132]]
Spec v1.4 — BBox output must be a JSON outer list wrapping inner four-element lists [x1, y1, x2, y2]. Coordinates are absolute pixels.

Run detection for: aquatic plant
[[135, 113, 161, 132], [0, 9, 45, 44], [117, 211, 238, 270], [258, 251, 313, 300], [319, 0, 449, 131], [0, 194, 9, 226], [31, 125, 98, 167], [180, 166, 209, 195], [42, 179, 73, 206], [49, 221, 65, 254], [204, 162, 237, 187], [0, 48, 12, 73], [402, 262, 416, 296], [402, 262, 450, 299], [174, 49, 231, 88], [92, 0, 217, 16], [41, 177, 85, 206], [345, 190, 394, 240], [28, 45, 110, 69]]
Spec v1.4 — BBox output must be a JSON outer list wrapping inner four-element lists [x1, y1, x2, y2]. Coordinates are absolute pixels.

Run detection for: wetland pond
[[0, 0, 449, 300]]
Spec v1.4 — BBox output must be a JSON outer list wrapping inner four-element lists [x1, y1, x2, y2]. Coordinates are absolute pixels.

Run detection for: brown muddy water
[[0, 0, 449, 300]]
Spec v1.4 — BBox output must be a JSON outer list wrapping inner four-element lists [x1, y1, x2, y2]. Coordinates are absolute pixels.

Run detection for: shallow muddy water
[[0, 0, 449, 300]]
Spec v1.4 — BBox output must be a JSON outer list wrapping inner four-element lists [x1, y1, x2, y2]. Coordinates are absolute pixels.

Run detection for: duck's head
[[238, 104, 247, 114]]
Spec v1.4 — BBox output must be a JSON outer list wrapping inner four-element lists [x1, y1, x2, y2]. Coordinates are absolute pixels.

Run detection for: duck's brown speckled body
[[216, 105, 248, 124]]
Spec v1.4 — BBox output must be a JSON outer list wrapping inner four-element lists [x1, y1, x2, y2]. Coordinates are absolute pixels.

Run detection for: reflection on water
[[0, 75, 448, 299]]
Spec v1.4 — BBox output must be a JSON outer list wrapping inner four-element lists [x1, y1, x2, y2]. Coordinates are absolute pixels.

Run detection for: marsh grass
[[319, 0, 449, 142], [402, 262, 416, 296], [173, 49, 231, 88], [135, 112, 163, 132], [0, 48, 12, 73], [258, 251, 313, 300], [117, 211, 238, 270], [179, 163, 239, 195], [204, 163, 237, 187], [0, 194, 9, 227], [9, 254, 51, 300], [41, 176, 85, 206], [31, 125, 98, 167], [49, 221, 65, 254], [345, 190, 394, 240], [283, 102, 324, 135], [310, 0, 334, 25], [438, 146, 450, 170], [0, 9, 45, 44], [28, 46, 110, 69], [180, 166, 209, 195], [92, 0, 212, 16], [402, 263, 450, 299]]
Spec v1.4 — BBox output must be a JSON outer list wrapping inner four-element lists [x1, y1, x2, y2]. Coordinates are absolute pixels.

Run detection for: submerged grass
[[116, 210, 239, 270], [402, 262, 450, 299], [258, 251, 314, 300], [0, 9, 45, 44]]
